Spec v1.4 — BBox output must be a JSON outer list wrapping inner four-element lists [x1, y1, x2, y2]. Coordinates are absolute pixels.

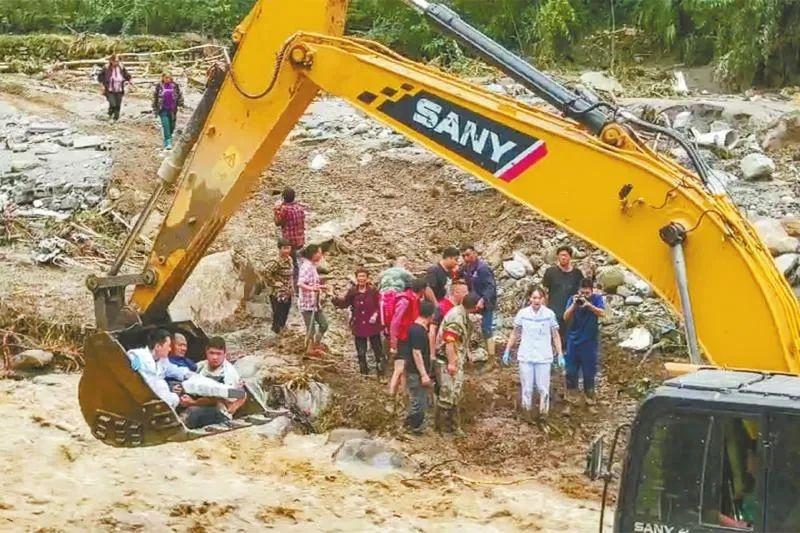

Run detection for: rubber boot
[[433, 403, 443, 433], [453, 406, 466, 438], [357, 351, 369, 376], [486, 337, 496, 360], [439, 407, 454, 435]]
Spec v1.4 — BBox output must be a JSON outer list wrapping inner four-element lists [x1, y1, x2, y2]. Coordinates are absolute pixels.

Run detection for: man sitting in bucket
[[126, 329, 245, 426]]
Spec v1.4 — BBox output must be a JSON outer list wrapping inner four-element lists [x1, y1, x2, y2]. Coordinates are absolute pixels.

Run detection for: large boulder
[[781, 217, 800, 238], [753, 218, 799, 256], [618, 327, 653, 352], [512, 250, 535, 275], [256, 416, 293, 443], [596, 266, 626, 292], [10, 349, 53, 371], [306, 213, 367, 248], [740, 153, 776, 180], [503, 259, 527, 280], [762, 111, 800, 152], [775, 254, 799, 278], [169, 250, 247, 323], [333, 438, 415, 471], [233, 356, 263, 380]]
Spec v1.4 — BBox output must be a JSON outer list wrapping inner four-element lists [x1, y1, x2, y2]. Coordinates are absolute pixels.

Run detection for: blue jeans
[[565, 342, 598, 392], [480, 308, 494, 338], [159, 109, 176, 147]]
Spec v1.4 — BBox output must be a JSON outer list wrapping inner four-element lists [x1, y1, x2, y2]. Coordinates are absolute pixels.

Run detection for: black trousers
[[105, 92, 123, 120], [270, 296, 291, 333], [355, 334, 384, 375]]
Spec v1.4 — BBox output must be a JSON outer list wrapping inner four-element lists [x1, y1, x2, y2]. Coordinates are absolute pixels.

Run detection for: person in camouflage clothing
[[261, 239, 294, 334], [435, 292, 480, 436]]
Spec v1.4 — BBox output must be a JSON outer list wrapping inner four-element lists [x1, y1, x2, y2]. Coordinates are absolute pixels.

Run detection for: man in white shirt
[[193, 336, 247, 423], [126, 329, 194, 410], [503, 286, 563, 420], [127, 331, 247, 429]]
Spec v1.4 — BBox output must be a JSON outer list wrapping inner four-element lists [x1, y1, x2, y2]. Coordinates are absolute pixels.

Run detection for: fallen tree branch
[[48, 44, 225, 71]]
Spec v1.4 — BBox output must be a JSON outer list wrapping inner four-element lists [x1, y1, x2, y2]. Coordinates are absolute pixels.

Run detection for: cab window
[[766, 415, 800, 532], [631, 411, 762, 531], [700, 417, 761, 530], [633, 412, 709, 525]]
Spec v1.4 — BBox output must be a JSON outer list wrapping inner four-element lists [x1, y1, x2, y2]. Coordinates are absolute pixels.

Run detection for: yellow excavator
[[80, 1, 800, 530]]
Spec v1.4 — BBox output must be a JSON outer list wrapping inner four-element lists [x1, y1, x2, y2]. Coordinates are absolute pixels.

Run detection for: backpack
[[380, 290, 400, 331]]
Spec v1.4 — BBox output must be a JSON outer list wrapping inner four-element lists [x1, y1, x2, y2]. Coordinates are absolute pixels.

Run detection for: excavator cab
[[593, 369, 800, 532], [79, 321, 273, 447]]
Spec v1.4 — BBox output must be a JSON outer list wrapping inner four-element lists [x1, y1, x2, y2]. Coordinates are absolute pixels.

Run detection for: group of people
[[505, 246, 605, 421], [261, 186, 607, 434], [97, 54, 184, 149], [127, 330, 248, 429]]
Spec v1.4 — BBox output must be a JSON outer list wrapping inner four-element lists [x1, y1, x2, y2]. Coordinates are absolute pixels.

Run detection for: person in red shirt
[[388, 278, 428, 395], [273, 187, 306, 283]]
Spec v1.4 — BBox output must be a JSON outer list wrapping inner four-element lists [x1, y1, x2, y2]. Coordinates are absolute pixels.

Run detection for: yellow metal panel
[[130, 1, 348, 318], [297, 36, 800, 372]]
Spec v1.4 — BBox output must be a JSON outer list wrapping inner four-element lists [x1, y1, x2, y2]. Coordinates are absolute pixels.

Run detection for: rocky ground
[[0, 62, 798, 532]]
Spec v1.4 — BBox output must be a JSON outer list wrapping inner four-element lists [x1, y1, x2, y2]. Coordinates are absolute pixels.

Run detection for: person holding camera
[[563, 278, 605, 404]]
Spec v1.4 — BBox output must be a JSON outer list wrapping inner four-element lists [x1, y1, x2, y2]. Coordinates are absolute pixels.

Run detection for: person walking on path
[[273, 187, 306, 284], [297, 244, 329, 357], [542, 246, 584, 348], [333, 268, 384, 376], [97, 54, 132, 121], [563, 278, 605, 405], [504, 286, 564, 422], [152, 72, 184, 149], [404, 300, 436, 434], [261, 239, 295, 335], [458, 244, 497, 362]]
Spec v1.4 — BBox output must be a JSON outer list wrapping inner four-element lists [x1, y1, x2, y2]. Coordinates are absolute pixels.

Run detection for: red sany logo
[[493, 140, 548, 183]]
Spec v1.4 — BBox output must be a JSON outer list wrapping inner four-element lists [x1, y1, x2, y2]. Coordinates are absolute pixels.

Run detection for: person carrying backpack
[[152, 71, 184, 150], [387, 277, 428, 395]]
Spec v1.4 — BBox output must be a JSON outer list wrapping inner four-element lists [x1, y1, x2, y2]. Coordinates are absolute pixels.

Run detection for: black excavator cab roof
[[651, 368, 800, 411]]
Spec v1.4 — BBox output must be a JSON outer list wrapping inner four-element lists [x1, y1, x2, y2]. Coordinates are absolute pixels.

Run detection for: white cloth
[[513, 305, 559, 363], [126, 347, 192, 409], [519, 361, 550, 413], [196, 360, 241, 387]]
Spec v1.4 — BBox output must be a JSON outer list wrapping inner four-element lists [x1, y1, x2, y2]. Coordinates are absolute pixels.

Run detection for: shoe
[[564, 389, 579, 405], [585, 390, 597, 406]]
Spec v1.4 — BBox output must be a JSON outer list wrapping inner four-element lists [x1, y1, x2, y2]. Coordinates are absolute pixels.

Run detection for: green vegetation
[[1, 0, 798, 88]]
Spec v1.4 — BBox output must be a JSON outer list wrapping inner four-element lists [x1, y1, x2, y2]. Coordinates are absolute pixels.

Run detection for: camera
[[575, 296, 586, 306]]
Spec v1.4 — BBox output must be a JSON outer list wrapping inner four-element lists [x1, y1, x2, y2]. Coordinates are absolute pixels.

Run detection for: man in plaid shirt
[[273, 187, 306, 282]]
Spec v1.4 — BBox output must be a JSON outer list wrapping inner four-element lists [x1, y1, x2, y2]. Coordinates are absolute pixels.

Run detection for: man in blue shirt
[[168, 332, 197, 371], [563, 278, 605, 404], [458, 244, 497, 362]]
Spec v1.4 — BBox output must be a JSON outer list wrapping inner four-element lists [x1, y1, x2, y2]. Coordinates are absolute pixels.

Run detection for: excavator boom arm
[[129, 0, 800, 373]]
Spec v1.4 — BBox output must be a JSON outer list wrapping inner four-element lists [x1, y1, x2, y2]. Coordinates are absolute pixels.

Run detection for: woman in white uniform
[[504, 286, 564, 419]]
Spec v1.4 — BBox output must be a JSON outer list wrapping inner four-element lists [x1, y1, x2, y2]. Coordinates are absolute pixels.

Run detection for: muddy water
[[0, 374, 611, 531]]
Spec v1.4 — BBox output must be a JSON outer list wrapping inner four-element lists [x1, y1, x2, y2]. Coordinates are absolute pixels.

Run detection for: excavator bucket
[[79, 322, 274, 448]]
